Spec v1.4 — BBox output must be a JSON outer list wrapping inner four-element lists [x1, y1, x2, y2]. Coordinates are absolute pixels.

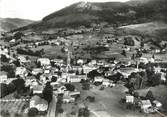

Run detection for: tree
[[14, 32, 24, 40], [64, 83, 75, 91], [26, 56, 30, 60], [81, 69, 84, 75], [7, 82, 16, 93], [1, 65, 15, 78], [57, 108, 64, 114], [51, 76, 57, 82], [13, 59, 21, 67], [36, 62, 41, 68], [124, 37, 135, 46], [86, 96, 95, 102], [76, 69, 79, 75], [42, 82, 53, 103], [134, 92, 139, 98], [12, 79, 25, 93], [28, 108, 38, 117], [0, 83, 8, 98], [35, 73, 41, 80], [78, 107, 90, 117], [1, 54, 9, 62], [121, 50, 126, 57], [152, 73, 161, 86], [146, 90, 155, 101], [82, 82, 90, 90]]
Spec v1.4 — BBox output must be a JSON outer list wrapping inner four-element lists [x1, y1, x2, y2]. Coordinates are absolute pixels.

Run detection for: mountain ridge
[[0, 18, 35, 32], [12, 0, 167, 31]]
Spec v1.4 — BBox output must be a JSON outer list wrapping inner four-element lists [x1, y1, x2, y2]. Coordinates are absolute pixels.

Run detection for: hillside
[[120, 21, 167, 41], [16, 0, 167, 31], [0, 18, 35, 32]]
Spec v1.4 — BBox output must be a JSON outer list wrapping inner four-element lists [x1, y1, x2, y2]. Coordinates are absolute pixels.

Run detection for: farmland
[[0, 92, 29, 117]]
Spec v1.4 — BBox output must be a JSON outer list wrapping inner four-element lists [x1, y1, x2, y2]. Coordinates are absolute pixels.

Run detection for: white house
[[18, 56, 29, 63], [32, 68, 43, 75], [152, 100, 162, 109], [102, 79, 115, 87], [88, 60, 97, 66], [125, 95, 134, 103], [37, 58, 50, 66], [67, 75, 87, 83], [15, 67, 28, 77], [94, 76, 104, 83], [32, 85, 44, 94], [0, 72, 7, 83], [139, 57, 148, 64], [51, 59, 64, 65], [30, 95, 48, 112], [63, 96, 75, 103], [77, 59, 84, 65], [83, 65, 97, 74], [139, 100, 153, 113]]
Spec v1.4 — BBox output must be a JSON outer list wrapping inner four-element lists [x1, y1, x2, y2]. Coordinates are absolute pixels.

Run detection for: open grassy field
[[72, 83, 158, 117], [0, 93, 29, 117], [120, 21, 167, 41], [70, 83, 167, 117]]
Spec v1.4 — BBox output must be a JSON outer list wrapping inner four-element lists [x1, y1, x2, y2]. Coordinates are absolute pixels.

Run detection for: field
[[64, 83, 166, 117], [120, 21, 167, 41], [0, 92, 29, 117]]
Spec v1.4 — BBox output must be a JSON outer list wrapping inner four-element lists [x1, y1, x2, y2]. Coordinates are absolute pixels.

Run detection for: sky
[[0, 0, 129, 21]]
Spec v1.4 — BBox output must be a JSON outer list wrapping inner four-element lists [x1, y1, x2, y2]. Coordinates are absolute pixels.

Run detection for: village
[[0, 24, 167, 117]]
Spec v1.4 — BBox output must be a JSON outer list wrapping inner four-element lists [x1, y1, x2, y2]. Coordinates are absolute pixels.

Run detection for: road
[[46, 95, 57, 117]]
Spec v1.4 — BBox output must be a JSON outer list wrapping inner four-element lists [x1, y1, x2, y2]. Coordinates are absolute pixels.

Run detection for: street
[[47, 95, 57, 117]]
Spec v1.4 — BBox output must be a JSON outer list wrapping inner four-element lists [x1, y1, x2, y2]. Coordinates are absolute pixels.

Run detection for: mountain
[[0, 18, 35, 32], [16, 0, 167, 31]]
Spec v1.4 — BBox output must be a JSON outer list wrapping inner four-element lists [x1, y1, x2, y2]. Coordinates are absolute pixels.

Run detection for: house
[[139, 100, 153, 113], [102, 79, 115, 87], [94, 76, 104, 83], [152, 100, 162, 109], [67, 75, 87, 83], [17, 56, 29, 63], [72, 66, 83, 74], [97, 60, 105, 66], [63, 96, 75, 103], [51, 82, 60, 90], [37, 58, 50, 66], [32, 85, 44, 94], [57, 86, 67, 94], [9, 39, 16, 43], [15, 67, 28, 77], [119, 58, 132, 66], [69, 91, 80, 97], [77, 59, 84, 65], [0, 72, 7, 83], [139, 57, 148, 64], [51, 59, 64, 65], [103, 34, 114, 42], [32, 68, 43, 75], [125, 95, 134, 103], [44, 69, 50, 74], [82, 65, 97, 74], [88, 60, 97, 66], [118, 68, 139, 78], [30, 95, 48, 112], [148, 58, 155, 63]]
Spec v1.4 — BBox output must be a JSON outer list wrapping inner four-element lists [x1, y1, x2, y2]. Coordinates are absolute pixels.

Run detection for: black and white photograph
[[0, 0, 167, 117]]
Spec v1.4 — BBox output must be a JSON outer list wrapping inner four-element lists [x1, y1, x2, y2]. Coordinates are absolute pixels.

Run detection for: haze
[[0, 0, 129, 21]]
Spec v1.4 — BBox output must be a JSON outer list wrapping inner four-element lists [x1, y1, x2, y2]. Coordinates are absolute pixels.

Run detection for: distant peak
[[75, 1, 102, 11], [76, 1, 91, 9]]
